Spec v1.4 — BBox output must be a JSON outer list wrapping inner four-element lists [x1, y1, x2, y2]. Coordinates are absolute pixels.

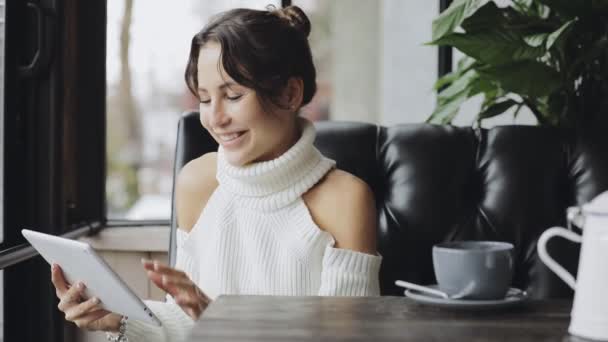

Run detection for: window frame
[[1, 0, 107, 340], [438, 0, 453, 79]]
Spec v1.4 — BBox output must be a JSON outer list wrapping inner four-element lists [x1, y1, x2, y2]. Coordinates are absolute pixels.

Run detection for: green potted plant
[[427, 0, 608, 132]]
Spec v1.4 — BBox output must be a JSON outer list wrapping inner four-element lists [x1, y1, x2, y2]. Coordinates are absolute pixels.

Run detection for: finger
[[141, 259, 186, 278], [65, 297, 101, 321], [58, 282, 86, 311], [146, 270, 172, 293], [174, 281, 211, 308], [51, 264, 69, 295], [73, 309, 111, 330], [160, 273, 193, 288], [163, 275, 211, 305], [175, 286, 211, 309], [145, 269, 189, 296]]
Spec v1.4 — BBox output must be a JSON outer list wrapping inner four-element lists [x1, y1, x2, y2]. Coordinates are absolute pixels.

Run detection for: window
[[298, 0, 441, 125], [106, 0, 280, 220], [296, 0, 331, 122]]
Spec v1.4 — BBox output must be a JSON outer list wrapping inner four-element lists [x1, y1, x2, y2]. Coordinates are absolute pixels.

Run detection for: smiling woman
[[52, 4, 382, 342], [185, 6, 317, 166], [194, 40, 305, 166]]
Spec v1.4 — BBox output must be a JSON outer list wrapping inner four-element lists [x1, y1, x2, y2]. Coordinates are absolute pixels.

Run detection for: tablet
[[22, 229, 162, 326]]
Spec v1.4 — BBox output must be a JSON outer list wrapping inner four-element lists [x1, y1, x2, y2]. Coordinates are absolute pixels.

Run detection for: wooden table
[[187, 295, 593, 341]]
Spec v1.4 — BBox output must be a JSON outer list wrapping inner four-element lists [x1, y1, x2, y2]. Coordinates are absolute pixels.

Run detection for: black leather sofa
[[169, 111, 608, 299]]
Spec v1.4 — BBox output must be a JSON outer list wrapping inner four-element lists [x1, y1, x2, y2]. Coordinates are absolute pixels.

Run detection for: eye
[[226, 94, 243, 101], [199, 99, 211, 105]]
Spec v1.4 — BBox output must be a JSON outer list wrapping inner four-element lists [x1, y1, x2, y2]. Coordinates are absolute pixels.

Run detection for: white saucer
[[404, 285, 529, 310]]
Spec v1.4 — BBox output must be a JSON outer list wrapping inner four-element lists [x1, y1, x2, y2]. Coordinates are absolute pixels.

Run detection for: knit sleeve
[[317, 245, 382, 296], [122, 229, 199, 342]]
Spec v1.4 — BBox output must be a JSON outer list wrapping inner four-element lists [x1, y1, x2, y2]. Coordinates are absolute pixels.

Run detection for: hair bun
[[273, 5, 311, 38]]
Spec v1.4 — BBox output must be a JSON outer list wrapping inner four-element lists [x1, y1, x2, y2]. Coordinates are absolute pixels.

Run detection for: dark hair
[[185, 5, 316, 109]]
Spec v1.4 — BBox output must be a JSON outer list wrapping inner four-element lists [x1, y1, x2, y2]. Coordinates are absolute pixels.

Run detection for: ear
[[282, 77, 304, 110]]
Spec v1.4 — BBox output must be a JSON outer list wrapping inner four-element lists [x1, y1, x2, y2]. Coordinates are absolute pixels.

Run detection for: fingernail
[[51, 264, 57, 271], [78, 282, 85, 290], [92, 297, 100, 304]]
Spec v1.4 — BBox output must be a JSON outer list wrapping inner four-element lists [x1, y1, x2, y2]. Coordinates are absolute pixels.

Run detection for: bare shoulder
[[175, 152, 219, 233], [302, 169, 377, 254]]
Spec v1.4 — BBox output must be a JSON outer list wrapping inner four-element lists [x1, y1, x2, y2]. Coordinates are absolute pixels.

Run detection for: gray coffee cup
[[432, 241, 514, 300]]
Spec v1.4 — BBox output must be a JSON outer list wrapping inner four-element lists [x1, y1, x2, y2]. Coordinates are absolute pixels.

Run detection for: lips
[[218, 131, 244, 142], [217, 131, 247, 147]]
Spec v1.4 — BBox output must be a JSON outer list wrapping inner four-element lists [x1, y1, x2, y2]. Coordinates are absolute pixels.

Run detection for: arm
[[123, 234, 200, 342], [175, 152, 219, 233], [123, 153, 219, 342], [304, 170, 383, 296]]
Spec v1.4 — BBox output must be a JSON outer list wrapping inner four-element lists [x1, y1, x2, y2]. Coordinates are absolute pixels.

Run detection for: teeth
[[219, 132, 242, 142]]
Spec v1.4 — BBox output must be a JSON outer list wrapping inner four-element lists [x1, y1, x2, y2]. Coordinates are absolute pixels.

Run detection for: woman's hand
[[142, 259, 211, 320], [50, 264, 123, 332]]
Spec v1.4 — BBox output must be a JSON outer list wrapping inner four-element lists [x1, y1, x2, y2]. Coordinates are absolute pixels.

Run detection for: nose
[[202, 101, 231, 128], [199, 101, 230, 127]]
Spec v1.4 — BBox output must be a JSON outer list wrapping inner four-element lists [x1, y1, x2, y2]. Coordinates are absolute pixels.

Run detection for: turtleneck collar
[[216, 117, 336, 211]]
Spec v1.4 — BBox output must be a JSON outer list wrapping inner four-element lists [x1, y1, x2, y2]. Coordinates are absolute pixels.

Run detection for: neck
[[215, 117, 336, 211], [251, 119, 301, 164]]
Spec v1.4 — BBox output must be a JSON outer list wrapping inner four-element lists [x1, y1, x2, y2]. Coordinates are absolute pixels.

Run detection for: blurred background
[[106, 0, 536, 221]]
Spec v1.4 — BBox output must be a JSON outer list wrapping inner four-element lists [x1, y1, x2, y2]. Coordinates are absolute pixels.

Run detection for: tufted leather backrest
[[169, 111, 608, 299]]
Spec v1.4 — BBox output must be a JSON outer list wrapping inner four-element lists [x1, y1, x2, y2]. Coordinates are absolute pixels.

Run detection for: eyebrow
[[198, 82, 238, 93]]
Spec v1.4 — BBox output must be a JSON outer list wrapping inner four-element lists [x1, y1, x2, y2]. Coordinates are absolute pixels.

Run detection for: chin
[[223, 148, 255, 167], [220, 132, 256, 166]]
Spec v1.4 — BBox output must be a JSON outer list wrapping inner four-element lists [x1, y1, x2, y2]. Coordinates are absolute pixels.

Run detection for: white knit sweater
[[123, 118, 383, 342]]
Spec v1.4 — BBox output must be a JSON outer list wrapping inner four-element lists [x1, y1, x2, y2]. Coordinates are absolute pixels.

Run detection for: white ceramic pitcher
[[537, 190, 608, 341]]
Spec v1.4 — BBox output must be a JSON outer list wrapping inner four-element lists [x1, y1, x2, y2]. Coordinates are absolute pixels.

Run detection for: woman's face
[[197, 42, 298, 167]]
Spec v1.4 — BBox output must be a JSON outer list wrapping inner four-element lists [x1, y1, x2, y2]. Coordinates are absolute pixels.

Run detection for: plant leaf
[[428, 90, 470, 124], [431, 0, 488, 41], [434, 30, 544, 65], [433, 57, 477, 90], [477, 99, 518, 120], [429, 71, 479, 124], [437, 70, 478, 105], [434, 72, 460, 91], [512, 103, 524, 119], [546, 19, 575, 50], [512, 0, 534, 14], [456, 55, 477, 71], [524, 33, 549, 47], [513, 0, 550, 18], [478, 61, 561, 98], [461, 2, 505, 33], [477, 79, 507, 112], [469, 75, 497, 99]]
